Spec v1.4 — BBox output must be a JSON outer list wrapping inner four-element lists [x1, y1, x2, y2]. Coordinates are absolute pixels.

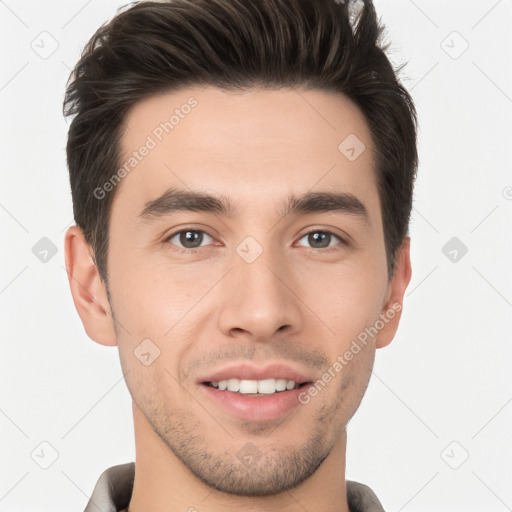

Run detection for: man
[[63, 0, 417, 510]]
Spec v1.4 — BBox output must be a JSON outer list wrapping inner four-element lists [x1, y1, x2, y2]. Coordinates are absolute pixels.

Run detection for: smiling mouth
[[203, 378, 310, 396]]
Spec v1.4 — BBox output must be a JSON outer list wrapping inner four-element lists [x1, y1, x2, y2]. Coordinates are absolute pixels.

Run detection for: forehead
[[114, 85, 379, 221]]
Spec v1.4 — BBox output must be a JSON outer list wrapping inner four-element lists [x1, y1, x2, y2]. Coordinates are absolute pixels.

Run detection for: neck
[[126, 402, 351, 512]]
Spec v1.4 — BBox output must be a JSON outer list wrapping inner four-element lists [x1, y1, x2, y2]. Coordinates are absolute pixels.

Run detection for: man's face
[[103, 86, 401, 495]]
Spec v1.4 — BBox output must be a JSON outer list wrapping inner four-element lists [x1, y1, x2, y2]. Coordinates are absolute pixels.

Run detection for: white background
[[0, 0, 511, 510]]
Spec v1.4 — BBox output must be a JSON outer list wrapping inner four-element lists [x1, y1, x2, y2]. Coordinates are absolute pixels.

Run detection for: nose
[[217, 246, 303, 342]]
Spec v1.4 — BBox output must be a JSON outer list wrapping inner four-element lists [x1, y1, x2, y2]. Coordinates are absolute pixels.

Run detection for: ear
[[64, 225, 118, 346], [376, 236, 412, 349]]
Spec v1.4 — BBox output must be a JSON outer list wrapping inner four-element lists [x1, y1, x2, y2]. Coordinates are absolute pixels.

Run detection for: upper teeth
[[210, 378, 299, 394]]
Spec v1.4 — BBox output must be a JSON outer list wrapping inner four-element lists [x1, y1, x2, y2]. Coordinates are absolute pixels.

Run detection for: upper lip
[[197, 362, 314, 384]]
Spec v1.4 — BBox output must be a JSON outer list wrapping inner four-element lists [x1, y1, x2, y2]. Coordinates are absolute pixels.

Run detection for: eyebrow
[[138, 187, 369, 224]]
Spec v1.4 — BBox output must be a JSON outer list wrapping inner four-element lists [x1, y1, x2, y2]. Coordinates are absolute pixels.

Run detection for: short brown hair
[[63, 0, 418, 285]]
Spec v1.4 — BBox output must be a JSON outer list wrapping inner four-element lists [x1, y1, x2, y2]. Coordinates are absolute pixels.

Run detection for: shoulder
[[346, 479, 386, 512]]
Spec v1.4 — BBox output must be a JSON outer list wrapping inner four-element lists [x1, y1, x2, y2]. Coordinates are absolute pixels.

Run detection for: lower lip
[[200, 383, 310, 422]]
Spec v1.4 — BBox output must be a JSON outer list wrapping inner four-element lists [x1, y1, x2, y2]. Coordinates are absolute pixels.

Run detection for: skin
[[65, 86, 411, 512]]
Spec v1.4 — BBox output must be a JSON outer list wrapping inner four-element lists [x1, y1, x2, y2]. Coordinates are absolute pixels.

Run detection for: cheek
[[109, 259, 216, 389], [109, 253, 209, 337], [120, 353, 183, 421], [307, 260, 387, 342]]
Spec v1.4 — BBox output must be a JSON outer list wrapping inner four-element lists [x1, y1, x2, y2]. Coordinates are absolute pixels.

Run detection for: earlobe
[[376, 237, 412, 349], [64, 225, 118, 346]]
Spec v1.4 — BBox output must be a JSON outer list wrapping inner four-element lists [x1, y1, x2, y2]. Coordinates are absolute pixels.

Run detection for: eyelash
[[164, 228, 348, 254]]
